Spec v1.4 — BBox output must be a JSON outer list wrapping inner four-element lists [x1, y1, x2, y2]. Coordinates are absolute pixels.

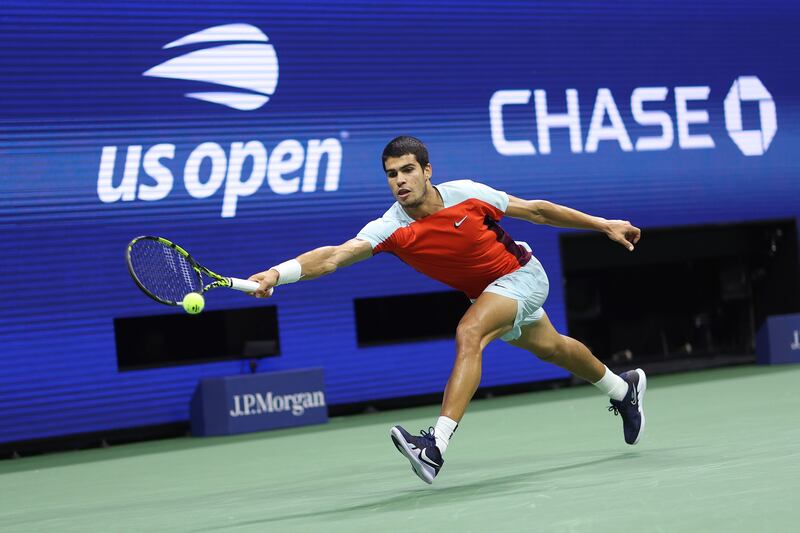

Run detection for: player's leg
[[440, 291, 518, 421], [507, 311, 606, 383], [389, 291, 518, 484], [508, 313, 647, 445]]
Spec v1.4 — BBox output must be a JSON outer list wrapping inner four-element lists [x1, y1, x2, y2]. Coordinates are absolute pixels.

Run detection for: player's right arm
[[248, 238, 373, 298]]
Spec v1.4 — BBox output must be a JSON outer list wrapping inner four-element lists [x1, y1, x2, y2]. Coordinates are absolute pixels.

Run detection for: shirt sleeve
[[355, 217, 401, 251], [442, 179, 509, 213], [467, 180, 509, 212]]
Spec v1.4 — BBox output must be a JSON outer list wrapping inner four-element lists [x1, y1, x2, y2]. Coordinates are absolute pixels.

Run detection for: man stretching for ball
[[248, 136, 646, 484]]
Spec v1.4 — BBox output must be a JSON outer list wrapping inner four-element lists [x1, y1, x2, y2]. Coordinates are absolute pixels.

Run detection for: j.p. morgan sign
[[229, 390, 326, 417], [190, 368, 328, 436]]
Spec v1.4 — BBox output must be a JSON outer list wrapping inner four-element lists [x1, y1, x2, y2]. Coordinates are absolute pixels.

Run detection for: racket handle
[[228, 277, 272, 295]]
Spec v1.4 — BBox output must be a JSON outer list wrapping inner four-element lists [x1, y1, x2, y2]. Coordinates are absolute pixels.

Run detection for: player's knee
[[455, 320, 482, 351], [534, 335, 565, 362]]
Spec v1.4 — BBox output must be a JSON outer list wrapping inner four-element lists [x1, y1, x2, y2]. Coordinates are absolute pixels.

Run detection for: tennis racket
[[125, 235, 270, 306]]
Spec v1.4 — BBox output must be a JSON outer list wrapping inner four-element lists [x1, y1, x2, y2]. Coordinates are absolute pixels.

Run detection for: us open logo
[[143, 23, 279, 111], [98, 22, 342, 218]]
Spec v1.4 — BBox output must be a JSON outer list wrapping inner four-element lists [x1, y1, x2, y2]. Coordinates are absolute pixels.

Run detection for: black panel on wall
[[115, 307, 280, 370], [354, 291, 471, 346], [560, 219, 800, 363]]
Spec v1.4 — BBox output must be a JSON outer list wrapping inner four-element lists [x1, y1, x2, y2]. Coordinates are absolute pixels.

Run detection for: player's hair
[[381, 136, 429, 171]]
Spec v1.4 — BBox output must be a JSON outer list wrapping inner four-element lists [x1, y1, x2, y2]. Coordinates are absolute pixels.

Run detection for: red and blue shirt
[[356, 180, 531, 299]]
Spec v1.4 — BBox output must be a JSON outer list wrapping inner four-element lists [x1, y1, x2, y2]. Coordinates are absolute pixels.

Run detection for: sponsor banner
[[489, 76, 778, 158], [190, 368, 328, 436], [1, 0, 798, 444], [756, 314, 800, 365]]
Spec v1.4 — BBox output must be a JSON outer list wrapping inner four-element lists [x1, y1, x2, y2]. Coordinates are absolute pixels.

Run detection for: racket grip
[[228, 277, 264, 293]]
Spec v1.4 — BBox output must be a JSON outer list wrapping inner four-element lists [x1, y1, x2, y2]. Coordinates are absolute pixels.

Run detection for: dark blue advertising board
[[190, 368, 327, 436], [756, 314, 800, 365], [1, 0, 798, 442]]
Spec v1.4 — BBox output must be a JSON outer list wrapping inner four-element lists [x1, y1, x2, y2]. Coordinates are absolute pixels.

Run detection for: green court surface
[[1, 365, 798, 532]]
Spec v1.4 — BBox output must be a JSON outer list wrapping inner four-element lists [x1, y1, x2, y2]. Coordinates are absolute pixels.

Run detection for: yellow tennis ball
[[182, 292, 205, 314]]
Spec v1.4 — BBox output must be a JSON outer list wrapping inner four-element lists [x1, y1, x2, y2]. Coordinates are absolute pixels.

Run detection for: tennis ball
[[182, 292, 205, 314]]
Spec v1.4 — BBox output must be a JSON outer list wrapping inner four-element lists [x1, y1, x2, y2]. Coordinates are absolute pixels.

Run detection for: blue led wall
[[2, 0, 798, 443]]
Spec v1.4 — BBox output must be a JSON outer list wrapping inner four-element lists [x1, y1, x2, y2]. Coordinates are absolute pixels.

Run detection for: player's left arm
[[505, 195, 641, 251]]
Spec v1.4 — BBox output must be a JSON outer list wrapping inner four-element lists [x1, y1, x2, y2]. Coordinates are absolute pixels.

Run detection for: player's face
[[384, 154, 432, 207]]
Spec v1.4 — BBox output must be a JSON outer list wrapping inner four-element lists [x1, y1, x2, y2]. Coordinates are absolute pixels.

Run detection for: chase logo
[[490, 75, 778, 158], [724, 76, 777, 156], [143, 23, 279, 111]]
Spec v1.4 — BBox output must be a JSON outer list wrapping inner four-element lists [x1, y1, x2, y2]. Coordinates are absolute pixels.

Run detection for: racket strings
[[129, 239, 202, 304], [165, 246, 198, 290]]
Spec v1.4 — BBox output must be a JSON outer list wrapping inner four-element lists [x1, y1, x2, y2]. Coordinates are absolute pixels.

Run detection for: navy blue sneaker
[[608, 368, 647, 445], [389, 425, 443, 484]]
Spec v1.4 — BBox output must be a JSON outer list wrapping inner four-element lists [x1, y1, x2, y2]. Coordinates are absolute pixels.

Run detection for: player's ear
[[424, 163, 432, 180]]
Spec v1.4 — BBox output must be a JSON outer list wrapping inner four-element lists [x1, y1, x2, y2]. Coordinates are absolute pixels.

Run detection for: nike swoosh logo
[[419, 448, 440, 468], [454, 215, 468, 228], [630, 384, 638, 405]]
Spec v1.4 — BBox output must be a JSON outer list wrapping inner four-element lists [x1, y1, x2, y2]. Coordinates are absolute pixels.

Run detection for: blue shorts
[[479, 245, 550, 342]]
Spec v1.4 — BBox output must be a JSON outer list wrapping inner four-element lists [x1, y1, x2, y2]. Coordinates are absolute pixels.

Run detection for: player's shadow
[[203, 450, 645, 529]]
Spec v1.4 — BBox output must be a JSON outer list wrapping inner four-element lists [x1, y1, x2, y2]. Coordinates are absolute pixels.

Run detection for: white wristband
[[271, 259, 302, 286]]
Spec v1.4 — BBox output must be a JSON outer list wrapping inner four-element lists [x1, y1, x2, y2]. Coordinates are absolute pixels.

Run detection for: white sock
[[593, 366, 629, 401], [433, 416, 458, 455]]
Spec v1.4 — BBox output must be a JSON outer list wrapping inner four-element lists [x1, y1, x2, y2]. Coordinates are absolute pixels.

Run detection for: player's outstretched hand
[[605, 220, 641, 251], [247, 269, 279, 298]]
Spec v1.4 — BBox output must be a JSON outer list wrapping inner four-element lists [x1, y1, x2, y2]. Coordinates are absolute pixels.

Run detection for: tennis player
[[248, 136, 646, 484]]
